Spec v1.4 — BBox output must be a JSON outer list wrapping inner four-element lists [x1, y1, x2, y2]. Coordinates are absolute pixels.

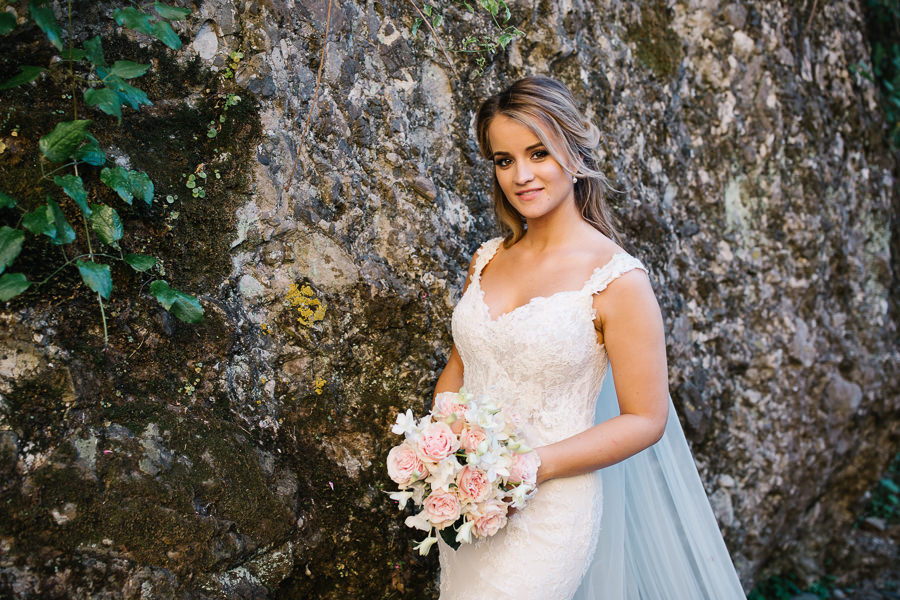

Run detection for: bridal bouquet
[[385, 388, 541, 555]]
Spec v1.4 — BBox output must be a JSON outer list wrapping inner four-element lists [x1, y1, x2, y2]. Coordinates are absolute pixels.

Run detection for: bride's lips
[[516, 187, 543, 201]]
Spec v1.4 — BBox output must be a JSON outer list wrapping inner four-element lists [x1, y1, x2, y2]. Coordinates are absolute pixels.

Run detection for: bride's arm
[[535, 268, 670, 484]]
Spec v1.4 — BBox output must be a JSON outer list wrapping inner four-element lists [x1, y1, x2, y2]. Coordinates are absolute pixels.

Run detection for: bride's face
[[487, 114, 575, 221]]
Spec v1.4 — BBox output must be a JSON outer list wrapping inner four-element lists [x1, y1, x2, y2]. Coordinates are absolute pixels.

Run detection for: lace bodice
[[450, 236, 648, 446]]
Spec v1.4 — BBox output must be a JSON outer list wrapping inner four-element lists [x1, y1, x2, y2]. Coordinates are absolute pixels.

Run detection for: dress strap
[[581, 252, 648, 295], [471, 237, 504, 279]]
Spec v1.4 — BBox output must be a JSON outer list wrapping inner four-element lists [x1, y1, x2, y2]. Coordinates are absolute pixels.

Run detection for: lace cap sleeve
[[471, 237, 504, 279], [582, 252, 648, 295]]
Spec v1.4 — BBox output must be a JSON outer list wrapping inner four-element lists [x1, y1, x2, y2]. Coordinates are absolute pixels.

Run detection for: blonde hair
[[475, 76, 621, 247]]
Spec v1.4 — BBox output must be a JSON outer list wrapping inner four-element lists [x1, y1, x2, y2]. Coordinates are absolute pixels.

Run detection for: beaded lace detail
[[438, 237, 648, 600]]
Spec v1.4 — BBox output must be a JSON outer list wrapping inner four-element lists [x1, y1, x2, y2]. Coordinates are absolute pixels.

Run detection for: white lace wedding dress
[[437, 237, 746, 600]]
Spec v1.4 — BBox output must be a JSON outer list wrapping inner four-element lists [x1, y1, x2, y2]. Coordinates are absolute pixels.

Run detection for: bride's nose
[[514, 161, 534, 185]]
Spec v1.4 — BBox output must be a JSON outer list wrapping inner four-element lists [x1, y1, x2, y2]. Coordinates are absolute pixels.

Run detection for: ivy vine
[[0, 0, 203, 345], [410, 0, 525, 75]]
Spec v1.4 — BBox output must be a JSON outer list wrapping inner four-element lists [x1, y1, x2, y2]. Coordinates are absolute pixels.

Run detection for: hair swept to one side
[[475, 75, 621, 247]]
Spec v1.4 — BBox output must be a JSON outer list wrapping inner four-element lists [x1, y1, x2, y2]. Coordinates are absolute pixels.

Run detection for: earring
[[572, 176, 577, 183]]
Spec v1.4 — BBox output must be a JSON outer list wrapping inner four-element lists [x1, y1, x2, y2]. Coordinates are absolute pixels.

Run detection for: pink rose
[[417, 422, 460, 462], [423, 489, 461, 529], [387, 443, 426, 486], [473, 501, 508, 537], [456, 465, 492, 503], [507, 451, 541, 485], [459, 425, 487, 453], [432, 392, 469, 421]]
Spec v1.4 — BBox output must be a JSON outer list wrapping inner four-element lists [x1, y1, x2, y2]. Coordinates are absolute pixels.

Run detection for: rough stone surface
[[0, 0, 898, 598]]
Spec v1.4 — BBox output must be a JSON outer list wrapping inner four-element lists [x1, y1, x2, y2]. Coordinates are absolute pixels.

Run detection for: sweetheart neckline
[[473, 250, 630, 323]]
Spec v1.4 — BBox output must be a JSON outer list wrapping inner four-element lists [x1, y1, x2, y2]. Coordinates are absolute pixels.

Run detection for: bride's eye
[[532, 150, 548, 160], [494, 158, 512, 168]]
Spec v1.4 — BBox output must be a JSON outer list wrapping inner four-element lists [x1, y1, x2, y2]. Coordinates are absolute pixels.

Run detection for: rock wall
[[0, 0, 897, 597]]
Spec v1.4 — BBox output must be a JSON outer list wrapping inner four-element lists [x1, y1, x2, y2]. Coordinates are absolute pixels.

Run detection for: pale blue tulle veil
[[573, 373, 747, 600]]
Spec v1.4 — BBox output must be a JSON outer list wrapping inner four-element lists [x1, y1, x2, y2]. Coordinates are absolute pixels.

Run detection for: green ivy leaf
[[124, 253, 157, 272], [432, 14, 443, 28], [53, 174, 91, 217], [0, 273, 30, 301], [0, 191, 16, 209], [74, 133, 106, 166], [423, 4, 432, 16], [109, 60, 150, 79], [38, 119, 91, 162], [61, 48, 86, 61], [149, 280, 203, 322], [113, 7, 153, 35], [0, 65, 46, 90], [149, 279, 176, 308], [150, 20, 181, 49], [28, 0, 63, 50], [152, 2, 191, 20], [22, 199, 74, 244], [89, 203, 123, 246], [22, 204, 55, 237], [102, 73, 152, 110], [76, 260, 112, 298], [0, 11, 16, 35], [84, 87, 123, 122], [84, 35, 107, 68], [46, 198, 75, 244], [411, 17, 421, 38], [479, 0, 499, 17], [0, 226, 25, 274], [100, 166, 154, 205]]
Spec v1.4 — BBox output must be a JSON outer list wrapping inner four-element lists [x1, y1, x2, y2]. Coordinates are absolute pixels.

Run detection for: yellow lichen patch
[[285, 283, 326, 327], [313, 376, 326, 395], [260, 323, 270, 335]]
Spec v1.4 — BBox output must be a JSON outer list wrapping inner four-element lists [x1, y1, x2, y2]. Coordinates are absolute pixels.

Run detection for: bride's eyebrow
[[490, 143, 545, 160]]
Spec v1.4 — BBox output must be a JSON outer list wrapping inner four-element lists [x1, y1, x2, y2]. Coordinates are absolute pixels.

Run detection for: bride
[[432, 76, 746, 599]]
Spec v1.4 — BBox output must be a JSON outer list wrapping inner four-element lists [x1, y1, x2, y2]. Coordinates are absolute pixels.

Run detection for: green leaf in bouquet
[[438, 522, 462, 551], [38, 119, 91, 162], [89, 203, 123, 246], [0, 272, 30, 301], [53, 174, 91, 217], [124, 253, 156, 272], [76, 260, 112, 298], [0, 226, 25, 274], [100, 166, 154, 205], [28, 0, 63, 50], [0, 65, 46, 90], [153, 2, 192, 21]]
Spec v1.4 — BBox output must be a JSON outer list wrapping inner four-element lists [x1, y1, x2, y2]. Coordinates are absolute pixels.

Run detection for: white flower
[[388, 490, 415, 509], [425, 456, 462, 492], [405, 510, 433, 532], [455, 519, 475, 544], [414, 535, 439, 556], [508, 483, 533, 508], [392, 409, 418, 437]]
